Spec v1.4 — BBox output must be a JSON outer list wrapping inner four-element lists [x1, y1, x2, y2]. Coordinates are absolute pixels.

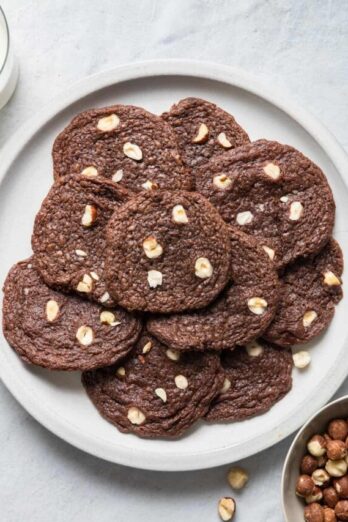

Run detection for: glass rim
[[0, 6, 10, 75]]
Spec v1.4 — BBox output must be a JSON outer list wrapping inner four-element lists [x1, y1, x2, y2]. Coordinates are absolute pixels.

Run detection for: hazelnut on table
[[218, 497, 236, 521], [227, 467, 249, 490], [296, 474, 315, 497], [335, 499, 348, 520], [334, 476, 348, 499], [323, 487, 339, 508], [304, 502, 324, 522], [301, 454, 320, 475], [328, 420, 348, 441]]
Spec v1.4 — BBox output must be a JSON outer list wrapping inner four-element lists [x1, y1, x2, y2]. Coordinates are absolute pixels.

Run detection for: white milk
[[0, 8, 18, 110]]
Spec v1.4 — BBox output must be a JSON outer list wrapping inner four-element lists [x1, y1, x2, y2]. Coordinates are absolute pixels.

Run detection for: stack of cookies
[[2, 98, 343, 439]]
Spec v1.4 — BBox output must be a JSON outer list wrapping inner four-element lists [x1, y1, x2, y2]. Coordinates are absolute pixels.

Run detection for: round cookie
[[32, 175, 130, 305], [2, 259, 142, 371], [206, 340, 293, 422], [195, 140, 335, 268], [53, 104, 192, 192], [82, 331, 224, 438], [147, 228, 280, 351], [104, 190, 232, 313], [162, 97, 250, 169], [263, 238, 343, 347]]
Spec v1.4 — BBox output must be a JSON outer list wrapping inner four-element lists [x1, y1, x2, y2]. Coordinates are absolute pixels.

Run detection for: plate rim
[[1, 58, 348, 472]]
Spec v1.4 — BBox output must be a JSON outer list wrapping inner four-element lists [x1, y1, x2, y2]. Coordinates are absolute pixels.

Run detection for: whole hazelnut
[[327, 440, 347, 460], [334, 476, 348, 499], [302, 455, 320, 475], [306, 486, 324, 504], [335, 500, 348, 520], [308, 435, 327, 457], [304, 503, 324, 522], [323, 507, 337, 522], [323, 487, 339, 508], [326, 459, 348, 478], [312, 468, 331, 487], [297, 474, 316, 497], [328, 420, 348, 441]]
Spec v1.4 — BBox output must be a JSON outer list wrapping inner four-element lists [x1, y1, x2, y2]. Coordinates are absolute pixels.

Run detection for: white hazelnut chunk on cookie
[[323, 270, 341, 286], [247, 297, 268, 315], [227, 467, 249, 490], [262, 245, 275, 260], [116, 366, 126, 377], [81, 204, 97, 227], [141, 180, 157, 190], [76, 274, 93, 293], [280, 195, 289, 203], [246, 341, 264, 357], [172, 204, 189, 224], [75, 249, 87, 257], [293, 350, 311, 369], [147, 270, 163, 288], [46, 299, 59, 322], [90, 271, 99, 281], [166, 349, 180, 361], [99, 292, 110, 303], [213, 174, 232, 190], [289, 201, 304, 220], [112, 169, 123, 183], [192, 123, 209, 143], [81, 166, 98, 177], [217, 132, 232, 149], [155, 388, 167, 402], [263, 162, 280, 180], [142, 341, 152, 354], [100, 311, 120, 326], [175, 375, 188, 390], [76, 325, 94, 346], [195, 257, 213, 279], [142, 236, 163, 259], [97, 113, 120, 132], [236, 210, 253, 226], [221, 377, 231, 394], [127, 407, 146, 425], [218, 497, 236, 521], [123, 142, 143, 161], [303, 310, 318, 328]]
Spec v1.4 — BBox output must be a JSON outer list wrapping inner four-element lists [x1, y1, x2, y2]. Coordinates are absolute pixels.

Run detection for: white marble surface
[[0, 1, 347, 521]]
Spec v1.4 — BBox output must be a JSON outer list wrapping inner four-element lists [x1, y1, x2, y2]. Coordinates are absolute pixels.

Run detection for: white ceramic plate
[[1, 60, 348, 472]]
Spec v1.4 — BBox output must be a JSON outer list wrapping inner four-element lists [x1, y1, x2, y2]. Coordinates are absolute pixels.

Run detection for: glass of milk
[[0, 6, 18, 110]]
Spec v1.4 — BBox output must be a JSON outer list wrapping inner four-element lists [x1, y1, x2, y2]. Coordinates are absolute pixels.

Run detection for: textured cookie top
[[52, 104, 191, 192], [263, 238, 343, 347], [195, 140, 335, 268], [2, 259, 142, 371], [162, 97, 250, 169], [147, 227, 280, 351], [32, 175, 129, 305], [105, 190, 232, 313], [82, 331, 224, 438], [206, 340, 293, 422]]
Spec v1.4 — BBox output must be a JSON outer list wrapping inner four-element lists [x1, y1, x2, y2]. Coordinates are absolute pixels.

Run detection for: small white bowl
[[281, 395, 348, 521]]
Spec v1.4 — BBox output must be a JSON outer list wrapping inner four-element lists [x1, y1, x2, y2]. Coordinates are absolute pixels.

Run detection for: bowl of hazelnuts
[[282, 395, 348, 521]]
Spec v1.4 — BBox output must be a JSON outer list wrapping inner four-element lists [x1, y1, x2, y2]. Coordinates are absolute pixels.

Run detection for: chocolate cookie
[[206, 340, 293, 422], [82, 331, 224, 438], [195, 140, 335, 268], [105, 190, 232, 313], [32, 175, 130, 305], [2, 259, 142, 371], [53, 104, 192, 192], [162, 97, 250, 169], [147, 228, 279, 350], [263, 239, 343, 347]]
